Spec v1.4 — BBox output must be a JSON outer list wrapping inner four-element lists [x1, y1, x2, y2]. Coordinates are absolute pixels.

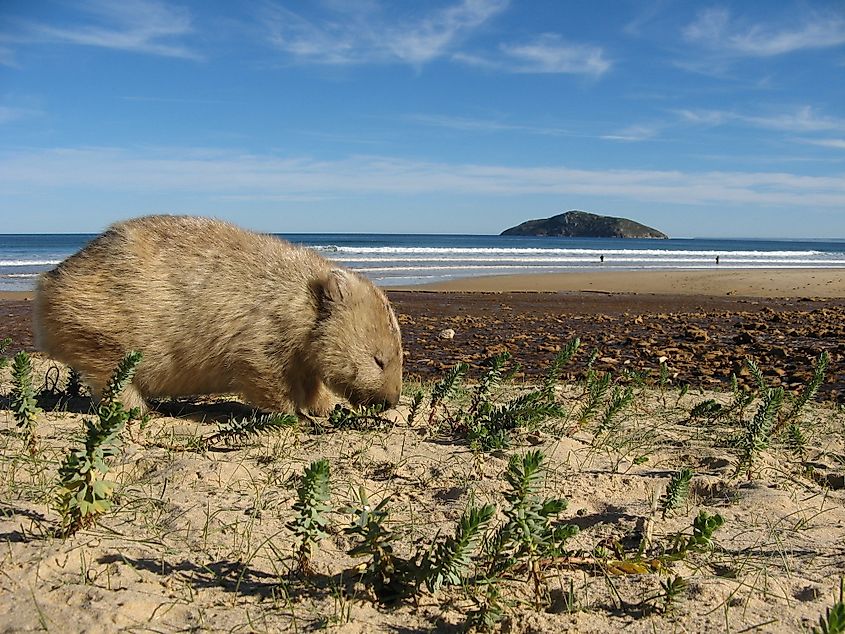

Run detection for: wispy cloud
[[0, 46, 18, 68], [684, 8, 845, 57], [676, 106, 845, 133], [497, 34, 610, 75], [262, 0, 508, 66], [406, 113, 576, 137], [0, 106, 40, 125], [261, 2, 608, 75], [800, 138, 845, 150], [2, 0, 201, 60], [600, 124, 661, 142], [2, 146, 843, 209], [454, 34, 611, 75], [119, 95, 242, 105]]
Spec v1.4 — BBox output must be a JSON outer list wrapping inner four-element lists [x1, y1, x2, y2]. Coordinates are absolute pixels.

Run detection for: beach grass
[[0, 340, 843, 632]]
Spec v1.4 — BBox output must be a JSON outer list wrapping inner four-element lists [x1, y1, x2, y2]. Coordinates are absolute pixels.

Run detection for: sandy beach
[[2, 268, 844, 632], [393, 268, 845, 297]]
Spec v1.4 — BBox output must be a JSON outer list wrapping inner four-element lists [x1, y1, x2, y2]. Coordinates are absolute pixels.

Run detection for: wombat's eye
[[374, 356, 385, 370]]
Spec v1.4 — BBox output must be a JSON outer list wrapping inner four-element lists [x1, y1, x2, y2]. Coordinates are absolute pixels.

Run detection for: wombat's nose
[[372, 389, 399, 410]]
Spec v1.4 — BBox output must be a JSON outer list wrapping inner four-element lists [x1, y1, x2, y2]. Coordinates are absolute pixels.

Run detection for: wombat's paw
[[305, 388, 338, 417], [117, 384, 149, 414]]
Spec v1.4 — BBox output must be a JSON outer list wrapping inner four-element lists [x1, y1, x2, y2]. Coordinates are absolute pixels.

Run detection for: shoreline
[[6, 268, 845, 301], [388, 268, 845, 298]]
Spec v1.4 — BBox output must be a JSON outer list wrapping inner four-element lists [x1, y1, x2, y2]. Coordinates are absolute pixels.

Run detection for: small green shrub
[[10, 351, 41, 453], [595, 385, 634, 435], [688, 399, 723, 423], [343, 488, 410, 603], [424, 502, 495, 593], [428, 361, 468, 424], [814, 578, 845, 634], [207, 412, 297, 446], [578, 371, 611, 425], [660, 468, 694, 518], [406, 390, 424, 425], [0, 336, 11, 372], [433, 347, 575, 451], [466, 389, 563, 451], [461, 450, 577, 628], [288, 459, 332, 573], [327, 402, 392, 430], [54, 351, 143, 536], [668, 510, 725, 556], [657, 575, 688, 613], [541, 338, 581, 399], [65, 368, 84, 399], [775, 350, 830, 437], [735, 387, 784, 478]]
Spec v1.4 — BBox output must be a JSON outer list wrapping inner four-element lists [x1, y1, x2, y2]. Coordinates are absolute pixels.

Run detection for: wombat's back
[[35, 216, 319, 401]]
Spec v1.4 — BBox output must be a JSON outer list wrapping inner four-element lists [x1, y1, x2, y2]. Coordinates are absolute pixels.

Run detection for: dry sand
[[1, 269, 844, 632], [1, 357, 843, 633], [395, 268, 845, 298]]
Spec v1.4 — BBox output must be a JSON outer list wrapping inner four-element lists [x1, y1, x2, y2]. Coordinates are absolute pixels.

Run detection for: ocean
[[2, 233, 845, 292]]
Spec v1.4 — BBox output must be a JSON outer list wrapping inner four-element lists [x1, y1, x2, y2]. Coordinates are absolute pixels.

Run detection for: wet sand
[[394, 268, 845, 297]]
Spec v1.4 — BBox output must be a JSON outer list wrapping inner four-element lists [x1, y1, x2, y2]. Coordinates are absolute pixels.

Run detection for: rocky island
[[501, 210, 668, 239]]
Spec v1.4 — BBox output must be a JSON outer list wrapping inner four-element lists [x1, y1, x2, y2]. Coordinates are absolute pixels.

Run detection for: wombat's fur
[[34, 215, 403, 414]]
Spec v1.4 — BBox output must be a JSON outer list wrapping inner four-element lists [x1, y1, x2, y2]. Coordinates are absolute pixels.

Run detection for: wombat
[[34, 215, 403, 414]]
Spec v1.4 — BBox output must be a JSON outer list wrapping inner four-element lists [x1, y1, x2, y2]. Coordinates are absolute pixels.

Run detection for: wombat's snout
[[380, 389, 401, 410], [350, 384, 401, 410], [382, 379, 402, 409]]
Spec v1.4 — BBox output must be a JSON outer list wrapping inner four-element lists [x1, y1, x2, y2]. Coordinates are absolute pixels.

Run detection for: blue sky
[[1, 0, 844, 238]]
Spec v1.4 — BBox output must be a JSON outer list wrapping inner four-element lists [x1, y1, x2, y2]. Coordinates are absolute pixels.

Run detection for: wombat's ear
[[315, 269, 350, 306]]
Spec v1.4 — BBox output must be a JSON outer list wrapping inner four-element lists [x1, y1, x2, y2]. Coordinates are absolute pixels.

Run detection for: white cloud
[[406, 113, 576, 137], [800, 138, 845, 150], [684, 8, 845, 57], [600, 124, 660, 142], [261, 2, 608, 75], [1, 146, 843, 209], [0, 46, 18, 68], [0, 106, 39, 124], [499, 34, 610, 75], [676, 106, 845, 133], [262, 0, 508, 66], [3, 0, 201, 60], [385, 0, 508, 64], [455, 34, 611, 75], [675, 109, 730, 126]]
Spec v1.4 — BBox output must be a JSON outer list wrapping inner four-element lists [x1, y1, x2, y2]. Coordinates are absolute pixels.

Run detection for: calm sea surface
[[2, 233, 845, 291]]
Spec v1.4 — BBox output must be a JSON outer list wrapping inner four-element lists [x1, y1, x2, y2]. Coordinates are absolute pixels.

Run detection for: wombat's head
[[311, 269, 403, 408]]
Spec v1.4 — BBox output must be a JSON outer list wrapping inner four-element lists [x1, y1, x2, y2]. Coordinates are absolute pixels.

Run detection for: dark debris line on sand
[[2, 292, 843, 401], [388, 291, 845, 402]]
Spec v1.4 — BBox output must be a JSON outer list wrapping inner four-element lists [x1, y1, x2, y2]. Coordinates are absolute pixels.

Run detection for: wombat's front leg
[[303, 383, 338, 416], [287, 373, 339, 416], [88, 378, 149, 414], [239, 383, 298, 415], [240, 376, 336, 416]]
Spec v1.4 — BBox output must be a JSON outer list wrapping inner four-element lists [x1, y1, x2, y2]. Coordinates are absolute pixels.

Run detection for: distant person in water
[[716, 255, 720, 265], [600, 254, 604, 263]]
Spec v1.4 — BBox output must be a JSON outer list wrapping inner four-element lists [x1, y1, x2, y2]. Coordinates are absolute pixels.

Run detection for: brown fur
[[34, 215, 403, 413]]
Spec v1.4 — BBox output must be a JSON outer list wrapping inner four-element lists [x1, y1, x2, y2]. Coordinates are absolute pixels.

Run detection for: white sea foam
[[325, 247, 824, 257], [0, 259, 61, 266], [331, 256, 845, 265], [356, 263, 844, 273]]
